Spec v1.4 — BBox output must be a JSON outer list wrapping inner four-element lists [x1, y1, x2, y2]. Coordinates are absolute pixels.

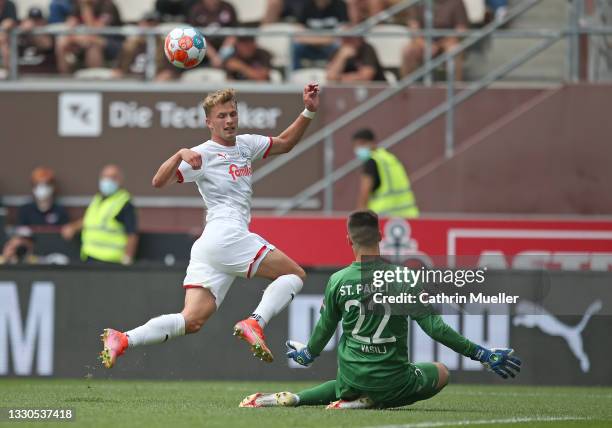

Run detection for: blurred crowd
[[0, 0, 510, 83], [0, 165, 138, 266]]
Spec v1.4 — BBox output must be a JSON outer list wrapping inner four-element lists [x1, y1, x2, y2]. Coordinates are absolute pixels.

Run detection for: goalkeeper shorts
[[336, 362, 442, 409]]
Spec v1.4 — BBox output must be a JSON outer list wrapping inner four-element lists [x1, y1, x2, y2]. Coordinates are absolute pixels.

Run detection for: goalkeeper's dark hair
[[347, 210, 381, 247]]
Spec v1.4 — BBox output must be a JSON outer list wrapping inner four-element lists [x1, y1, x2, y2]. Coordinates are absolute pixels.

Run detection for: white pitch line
[[446, 391, 612, 400], [367, 416, 588, 428]]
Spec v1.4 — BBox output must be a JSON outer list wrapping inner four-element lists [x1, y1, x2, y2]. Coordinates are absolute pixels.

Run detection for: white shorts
[[183, 219, 275, 307]]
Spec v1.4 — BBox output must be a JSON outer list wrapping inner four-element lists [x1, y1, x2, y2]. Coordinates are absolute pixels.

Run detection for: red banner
[[249, 216, 612, 270]]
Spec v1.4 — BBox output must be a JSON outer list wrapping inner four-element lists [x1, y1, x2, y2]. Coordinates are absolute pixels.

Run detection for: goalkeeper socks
[[126, 313, 185, 347], [296, 380, 337, 406], [251, 274, 303, 328]]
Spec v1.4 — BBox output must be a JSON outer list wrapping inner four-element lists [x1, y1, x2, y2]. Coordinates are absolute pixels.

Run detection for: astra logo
[[229, 164, 252, 181]]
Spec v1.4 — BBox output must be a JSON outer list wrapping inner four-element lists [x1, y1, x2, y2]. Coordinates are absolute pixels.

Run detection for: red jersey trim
[[176, 169, 184, 183], [247, 245, 268, 278], [263, 137, 273, 159], [183, 284, 202, 289]]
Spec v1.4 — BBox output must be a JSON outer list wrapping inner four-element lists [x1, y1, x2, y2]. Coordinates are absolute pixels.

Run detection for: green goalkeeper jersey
[[307, 261, 477, 392]]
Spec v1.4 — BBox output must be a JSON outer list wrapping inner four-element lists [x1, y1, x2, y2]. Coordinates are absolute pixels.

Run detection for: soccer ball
[[164, 27, 207, 69]]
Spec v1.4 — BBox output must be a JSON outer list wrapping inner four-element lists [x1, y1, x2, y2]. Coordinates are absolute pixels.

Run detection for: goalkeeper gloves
[[286, 340, 315, 367], [471, 345, 522, 379]]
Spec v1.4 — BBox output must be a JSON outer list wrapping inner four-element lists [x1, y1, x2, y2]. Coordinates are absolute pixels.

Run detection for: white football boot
[[239, 392, 299, 408]]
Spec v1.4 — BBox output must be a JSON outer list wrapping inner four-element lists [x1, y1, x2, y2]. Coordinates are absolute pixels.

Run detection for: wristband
[[301, 108, 316, 119]]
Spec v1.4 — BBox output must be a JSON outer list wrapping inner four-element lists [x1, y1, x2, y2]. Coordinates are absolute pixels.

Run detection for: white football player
[[100, 84, 320, 368]]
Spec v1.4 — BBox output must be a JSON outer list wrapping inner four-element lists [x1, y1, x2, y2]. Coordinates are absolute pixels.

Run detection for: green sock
[[296, 380, 337, 406]]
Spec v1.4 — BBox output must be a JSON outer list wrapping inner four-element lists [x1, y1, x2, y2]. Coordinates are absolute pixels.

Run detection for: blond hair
[[202, 88, 237, 117]]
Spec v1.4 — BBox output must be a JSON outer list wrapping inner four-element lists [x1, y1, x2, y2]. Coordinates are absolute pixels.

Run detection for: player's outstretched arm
[[152, 148, 201, 188], [416, 313, 522, 379], [267, 83, 320, 156]]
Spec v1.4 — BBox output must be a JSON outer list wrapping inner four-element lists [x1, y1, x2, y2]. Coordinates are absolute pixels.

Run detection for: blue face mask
[[99, 178, 119, 196], [354, 147, 372, 161]]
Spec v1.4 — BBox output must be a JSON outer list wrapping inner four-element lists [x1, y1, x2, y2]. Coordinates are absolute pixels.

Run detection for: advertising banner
[[249, 216, 612, 269], [0, 266, 610, 385]]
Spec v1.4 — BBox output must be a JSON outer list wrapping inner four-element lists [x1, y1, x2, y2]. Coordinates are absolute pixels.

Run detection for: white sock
[[126, 313, 185, 347], [251, 274, 303, 328]]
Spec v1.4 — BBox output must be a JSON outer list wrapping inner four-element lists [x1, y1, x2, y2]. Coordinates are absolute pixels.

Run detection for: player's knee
[[283, 273, 304, 295], [434, 362, 450, 389], [294, 266, 306, 281], [182, 311, 212, 334], [184, 317, 205, 334]]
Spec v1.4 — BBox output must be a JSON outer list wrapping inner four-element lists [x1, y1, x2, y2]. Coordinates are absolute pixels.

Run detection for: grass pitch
[[0, 380, 611, 428]]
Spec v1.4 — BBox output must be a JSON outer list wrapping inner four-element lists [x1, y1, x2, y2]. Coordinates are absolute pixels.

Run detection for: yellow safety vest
[[368, 148, 419, 218], [81, 189, 131, 263]]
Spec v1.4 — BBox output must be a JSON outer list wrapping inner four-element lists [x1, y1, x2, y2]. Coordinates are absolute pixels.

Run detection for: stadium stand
[[115, 0, 157, 24], [256, 22, 301, 68], [365, 24, 411, 69], [226, 0, 267, 24], [180, 67, 227, 83]]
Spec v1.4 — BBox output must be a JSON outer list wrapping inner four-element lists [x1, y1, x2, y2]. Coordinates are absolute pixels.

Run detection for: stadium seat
[[365, 25, 411, 68], [15, 0, 49, 20], [289, 68, 327, 85], [226, 0, 266, 23], [180, 68, 227, 83], [114, 0, 156, 23], [384, 70, 398, 85], [463, 0, 486, 25], [74, 68, 115, 80], [256, 23, 302, 68], [269, 69, 283, 83]]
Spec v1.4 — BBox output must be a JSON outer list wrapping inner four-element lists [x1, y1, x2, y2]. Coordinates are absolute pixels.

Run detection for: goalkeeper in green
[[240, 211, 521, 409]]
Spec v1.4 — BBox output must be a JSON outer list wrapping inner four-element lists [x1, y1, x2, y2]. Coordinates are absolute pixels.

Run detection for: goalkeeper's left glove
[[471, 346, 522, 379], [286, 340, 315, 367]]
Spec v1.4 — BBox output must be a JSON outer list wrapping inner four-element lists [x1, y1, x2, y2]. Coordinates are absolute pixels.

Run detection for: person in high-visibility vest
[[353, 128, 419, 218], [61, 164, 138, 264]]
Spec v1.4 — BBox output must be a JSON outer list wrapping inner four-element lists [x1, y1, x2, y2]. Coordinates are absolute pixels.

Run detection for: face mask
[[33, 184, 53, 201], [99, 178, 119, 196], [354, 147, 372, 161]]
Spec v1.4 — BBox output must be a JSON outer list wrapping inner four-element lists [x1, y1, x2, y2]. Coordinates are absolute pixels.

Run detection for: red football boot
[[232, 318, 274, 363], [99, 328, 128, 369]]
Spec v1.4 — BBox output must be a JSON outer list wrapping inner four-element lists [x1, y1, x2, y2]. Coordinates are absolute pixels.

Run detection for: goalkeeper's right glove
[[471, 346, 522, 379], [286, 340, 315, 367]]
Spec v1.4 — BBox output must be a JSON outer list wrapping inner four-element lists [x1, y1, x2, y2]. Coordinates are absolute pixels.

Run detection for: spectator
[[346, 0, 389, 24], [187, 0, 238, 68], [400, 0, 469, 81], [1, 167, 70, 264], [487, 0, 508, 22], [18, 8, 54, 63], [61, 164, 138, 265], [224, 35, 272, 81], [326, 31, 385, 82], [353, 129, 419, 218], [155, 0, 197, 19], [263, 0, 304, 23], [292, 0, 348, 70], [55, 0, 122, 74], [49, 0, 75, 24], [0, 0, 17, 72], [112, 11, 161, 78]]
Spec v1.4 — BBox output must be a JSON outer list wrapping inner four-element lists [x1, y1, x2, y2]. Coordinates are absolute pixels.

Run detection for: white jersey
[[177, 134, 272, 225]]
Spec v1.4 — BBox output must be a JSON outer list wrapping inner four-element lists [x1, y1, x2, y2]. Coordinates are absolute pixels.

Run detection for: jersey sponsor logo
[[513, 299, 601, 372], [229, 164, 252, 181]]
